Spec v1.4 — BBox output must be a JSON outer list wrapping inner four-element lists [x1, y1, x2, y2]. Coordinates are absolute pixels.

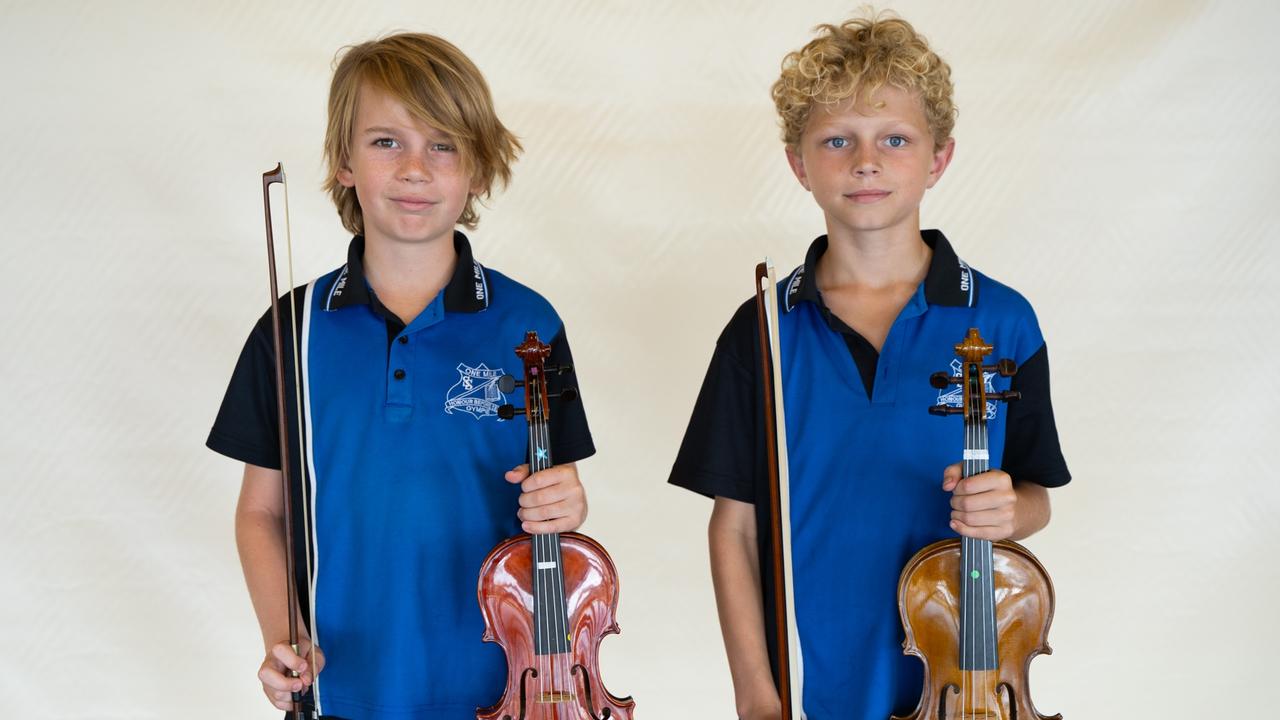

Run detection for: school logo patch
[[444, 363, 507, 419], [935, 358, 998, 420]]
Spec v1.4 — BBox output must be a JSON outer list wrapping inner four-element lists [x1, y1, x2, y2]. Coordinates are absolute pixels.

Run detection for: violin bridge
[[536, 691, 577, 703]]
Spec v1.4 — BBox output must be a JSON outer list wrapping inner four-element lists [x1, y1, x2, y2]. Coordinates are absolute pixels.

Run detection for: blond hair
[[323, 33, 521, 232], [772, 14, 956, 151]]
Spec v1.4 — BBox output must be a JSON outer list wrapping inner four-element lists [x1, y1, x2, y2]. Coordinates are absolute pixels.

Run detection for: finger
[[268, 691, 296, 712], [270, 643, 309, 675], [950, 487, 1016, 513], [259, 663, 306, 694], [518, 483, 579, 509], [520, 466, 565, 493], [958, 470, 1013, 495], [949, 517, 1009, 541], [505, 464, 531, 484], [517, 498, 581, 523], [952, 506, 1015, 529], [941, 462, 962, 491], [522, 514, 581, 534], [266, 683, 306, 711]]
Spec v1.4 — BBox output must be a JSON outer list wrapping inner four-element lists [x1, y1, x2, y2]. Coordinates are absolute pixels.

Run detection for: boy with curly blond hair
[[209, 33, 595, 718], [670, 15, 1069, 719]]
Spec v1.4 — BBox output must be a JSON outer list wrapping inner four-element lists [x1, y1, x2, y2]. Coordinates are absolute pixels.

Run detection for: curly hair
[[771, 14, 956, 151], [322, 33, 521, 232]]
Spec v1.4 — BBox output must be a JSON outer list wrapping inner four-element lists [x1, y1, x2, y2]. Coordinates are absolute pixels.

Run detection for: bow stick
[[262, 163, 318, 719]]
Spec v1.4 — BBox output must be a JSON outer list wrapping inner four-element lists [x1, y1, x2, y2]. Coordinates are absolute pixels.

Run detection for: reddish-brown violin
[[477, 331, 634, 720], [895, 328, 1059, 720]]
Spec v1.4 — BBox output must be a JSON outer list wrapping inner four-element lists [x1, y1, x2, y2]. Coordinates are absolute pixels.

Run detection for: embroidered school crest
[[935, 358, 999, 420], [444, 363, 507, 419]]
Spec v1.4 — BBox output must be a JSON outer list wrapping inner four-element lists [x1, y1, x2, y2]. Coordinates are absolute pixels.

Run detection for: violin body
[[477, 531, 634, 720], [896, 538, 1059, 720]]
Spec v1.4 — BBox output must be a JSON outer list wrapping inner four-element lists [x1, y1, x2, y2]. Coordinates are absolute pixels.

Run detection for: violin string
[[963, 397, 970, 718], [541, 390, 570, 716], [970, 397, 977, 716], [541, 378, 570, 718], [984, 419, 994, 714], [961, 375, 968, 717], [531, 373, 552, 717], [282, 169, 319, 716], [532, 376, 550, 716], [983, 415, 993, 712]]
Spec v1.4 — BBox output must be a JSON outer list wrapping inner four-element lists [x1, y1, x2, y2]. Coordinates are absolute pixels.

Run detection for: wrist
[[736, 687, 781, 718]]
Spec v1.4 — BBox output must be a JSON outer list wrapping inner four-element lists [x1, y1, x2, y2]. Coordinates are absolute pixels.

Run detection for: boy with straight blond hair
[[670, 14, 1070, 719], [209, 33, 595, 718]]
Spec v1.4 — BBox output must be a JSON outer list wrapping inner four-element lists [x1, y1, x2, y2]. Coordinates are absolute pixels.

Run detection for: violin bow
[[262, 163, 318, 719], [755, 260, 806, 720]]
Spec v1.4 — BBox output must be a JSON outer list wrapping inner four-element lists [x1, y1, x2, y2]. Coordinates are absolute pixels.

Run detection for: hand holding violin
[[943, 463, 1050, 542], [505, 462, 588, 533]]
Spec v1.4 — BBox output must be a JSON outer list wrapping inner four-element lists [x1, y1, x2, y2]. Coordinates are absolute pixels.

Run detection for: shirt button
[[398, 336, 408, 344], [394, 369, 406, 380]]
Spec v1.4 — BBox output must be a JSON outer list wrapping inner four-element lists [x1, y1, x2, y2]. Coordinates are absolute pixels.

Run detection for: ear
[[925, 137, 956, 189], [785, 145, 811, 191], [336, 164, 355, 189]]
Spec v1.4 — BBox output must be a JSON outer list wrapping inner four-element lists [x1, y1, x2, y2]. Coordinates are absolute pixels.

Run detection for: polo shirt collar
[[322, 231, 491, 313], [782, 229, 976, 313]]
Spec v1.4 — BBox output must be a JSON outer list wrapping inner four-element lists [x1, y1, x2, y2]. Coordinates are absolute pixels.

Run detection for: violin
[[476, 331, 634, 720], [895, 328, 1059, 720]]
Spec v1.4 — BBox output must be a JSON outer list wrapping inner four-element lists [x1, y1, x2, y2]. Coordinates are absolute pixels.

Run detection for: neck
[[361, 231, 457, 323], [817, 222, 930, 292]]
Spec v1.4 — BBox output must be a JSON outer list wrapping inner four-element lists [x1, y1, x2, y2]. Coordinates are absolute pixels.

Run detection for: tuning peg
[[497, 404, 524, 420], [930, 372, 961, 389], [983, 359, 1017, 377], [498, 374, 523, 394], [929, 405, 964, 416], [553, 387, 578, 403], [545, 363, 573, 376], [989, 390, 1021, 403]]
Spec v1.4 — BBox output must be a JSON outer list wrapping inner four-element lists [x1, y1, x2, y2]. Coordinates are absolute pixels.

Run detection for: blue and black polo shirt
[[208, 232, 594, 719], [669, 230, 1069, 720]]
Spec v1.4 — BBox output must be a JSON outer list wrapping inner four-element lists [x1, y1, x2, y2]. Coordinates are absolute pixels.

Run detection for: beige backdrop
[[2, 1, 1277, 717]]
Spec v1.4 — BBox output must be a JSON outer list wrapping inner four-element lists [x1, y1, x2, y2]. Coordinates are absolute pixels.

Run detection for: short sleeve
[[1002, 343, 1071, 488], [668, 299, 764, 503], [546, 325, 596, 464], [206, 308, 284, 470]]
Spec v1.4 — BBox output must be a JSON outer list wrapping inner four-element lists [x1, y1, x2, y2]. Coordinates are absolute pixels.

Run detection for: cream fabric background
[[2, 1, 1277, 717]]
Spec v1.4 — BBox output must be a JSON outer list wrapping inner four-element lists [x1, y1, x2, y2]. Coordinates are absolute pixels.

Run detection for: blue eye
[[885, 136, 907, 148], [373, 137, 399, 149], [825, 137, 848, 149], [431, 143, 456, 153]]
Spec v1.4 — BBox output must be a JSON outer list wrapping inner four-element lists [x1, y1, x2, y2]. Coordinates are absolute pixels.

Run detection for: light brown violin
[[895, 328, 1060, 720]]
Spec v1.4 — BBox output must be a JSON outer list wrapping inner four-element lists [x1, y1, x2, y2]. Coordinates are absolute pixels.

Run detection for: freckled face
[[786, 85, 954, 242], [336, 84, 480, 247]]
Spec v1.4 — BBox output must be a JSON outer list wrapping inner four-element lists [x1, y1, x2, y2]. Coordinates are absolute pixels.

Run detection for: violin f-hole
[[501, 666, 537, 720], [572, 663, 612, 720], [939, 683, 958, 719], [999, 682, 1017, 720]]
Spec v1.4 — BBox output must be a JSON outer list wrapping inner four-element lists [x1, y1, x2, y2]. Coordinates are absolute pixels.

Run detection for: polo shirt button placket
[[386, 335, 414, 420]]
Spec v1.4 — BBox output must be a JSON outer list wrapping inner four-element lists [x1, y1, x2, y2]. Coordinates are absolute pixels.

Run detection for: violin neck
[[961, 413, 1000, 670], [527, 396, 571, 655]]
